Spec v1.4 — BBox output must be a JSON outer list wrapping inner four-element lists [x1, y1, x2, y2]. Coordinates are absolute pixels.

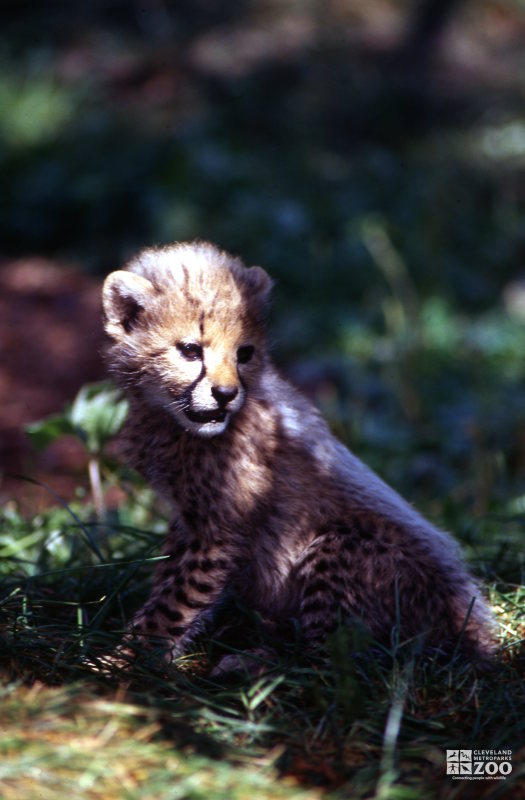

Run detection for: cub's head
[[102, 241, 272, 437]]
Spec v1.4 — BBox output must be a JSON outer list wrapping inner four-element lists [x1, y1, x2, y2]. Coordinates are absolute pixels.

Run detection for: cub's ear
[[245, 265, 273, 303], [102, 270, 155, 338]]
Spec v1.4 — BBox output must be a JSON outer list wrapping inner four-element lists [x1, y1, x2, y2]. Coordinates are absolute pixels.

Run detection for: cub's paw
[[82, 646, 137, 676], [209, 647, 277, 681]]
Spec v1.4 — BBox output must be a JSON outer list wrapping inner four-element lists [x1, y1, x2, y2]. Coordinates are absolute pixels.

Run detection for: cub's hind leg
[[290, 532, 379, 648], [291, 524, 482, 657]]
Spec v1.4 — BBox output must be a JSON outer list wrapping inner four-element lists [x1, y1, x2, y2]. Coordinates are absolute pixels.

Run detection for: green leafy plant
[[27, 382, 128, 520]]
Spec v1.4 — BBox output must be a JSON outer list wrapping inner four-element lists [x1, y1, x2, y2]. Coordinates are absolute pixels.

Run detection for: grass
[[0, 684, 321, 800]]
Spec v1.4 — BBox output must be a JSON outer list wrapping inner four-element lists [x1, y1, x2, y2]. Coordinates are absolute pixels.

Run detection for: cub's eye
[[237, 345, 255, 364], [177, 342, 203, 361]]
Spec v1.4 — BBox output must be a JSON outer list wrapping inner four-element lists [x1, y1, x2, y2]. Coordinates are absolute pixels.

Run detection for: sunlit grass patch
[[0, 683, 321, 800]]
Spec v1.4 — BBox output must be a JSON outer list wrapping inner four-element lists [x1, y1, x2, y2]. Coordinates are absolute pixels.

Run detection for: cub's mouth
[[184, 408, 227, 424]]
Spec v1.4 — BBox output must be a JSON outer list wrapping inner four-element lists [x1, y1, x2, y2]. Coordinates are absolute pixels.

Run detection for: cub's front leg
[[124, 528, 236, 662]]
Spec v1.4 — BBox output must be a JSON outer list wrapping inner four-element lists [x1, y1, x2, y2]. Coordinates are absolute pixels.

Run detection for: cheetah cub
[[102, 241, 494, 670]]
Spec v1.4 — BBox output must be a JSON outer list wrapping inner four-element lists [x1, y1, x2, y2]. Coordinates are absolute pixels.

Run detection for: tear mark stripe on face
[[193, 362, 207, 387]]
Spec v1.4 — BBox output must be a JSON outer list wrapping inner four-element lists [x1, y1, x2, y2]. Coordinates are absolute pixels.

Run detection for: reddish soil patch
[[0, 258, 106, 511]]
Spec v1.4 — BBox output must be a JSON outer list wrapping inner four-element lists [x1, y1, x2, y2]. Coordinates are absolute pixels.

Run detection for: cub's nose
[[211, 385, 238, 407]]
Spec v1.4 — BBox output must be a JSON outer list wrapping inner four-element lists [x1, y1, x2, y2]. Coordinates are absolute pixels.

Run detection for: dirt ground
[[0, 258, 106, 511]]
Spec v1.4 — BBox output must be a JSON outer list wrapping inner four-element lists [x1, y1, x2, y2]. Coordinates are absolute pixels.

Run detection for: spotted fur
[[102, 241, 495, 665]]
